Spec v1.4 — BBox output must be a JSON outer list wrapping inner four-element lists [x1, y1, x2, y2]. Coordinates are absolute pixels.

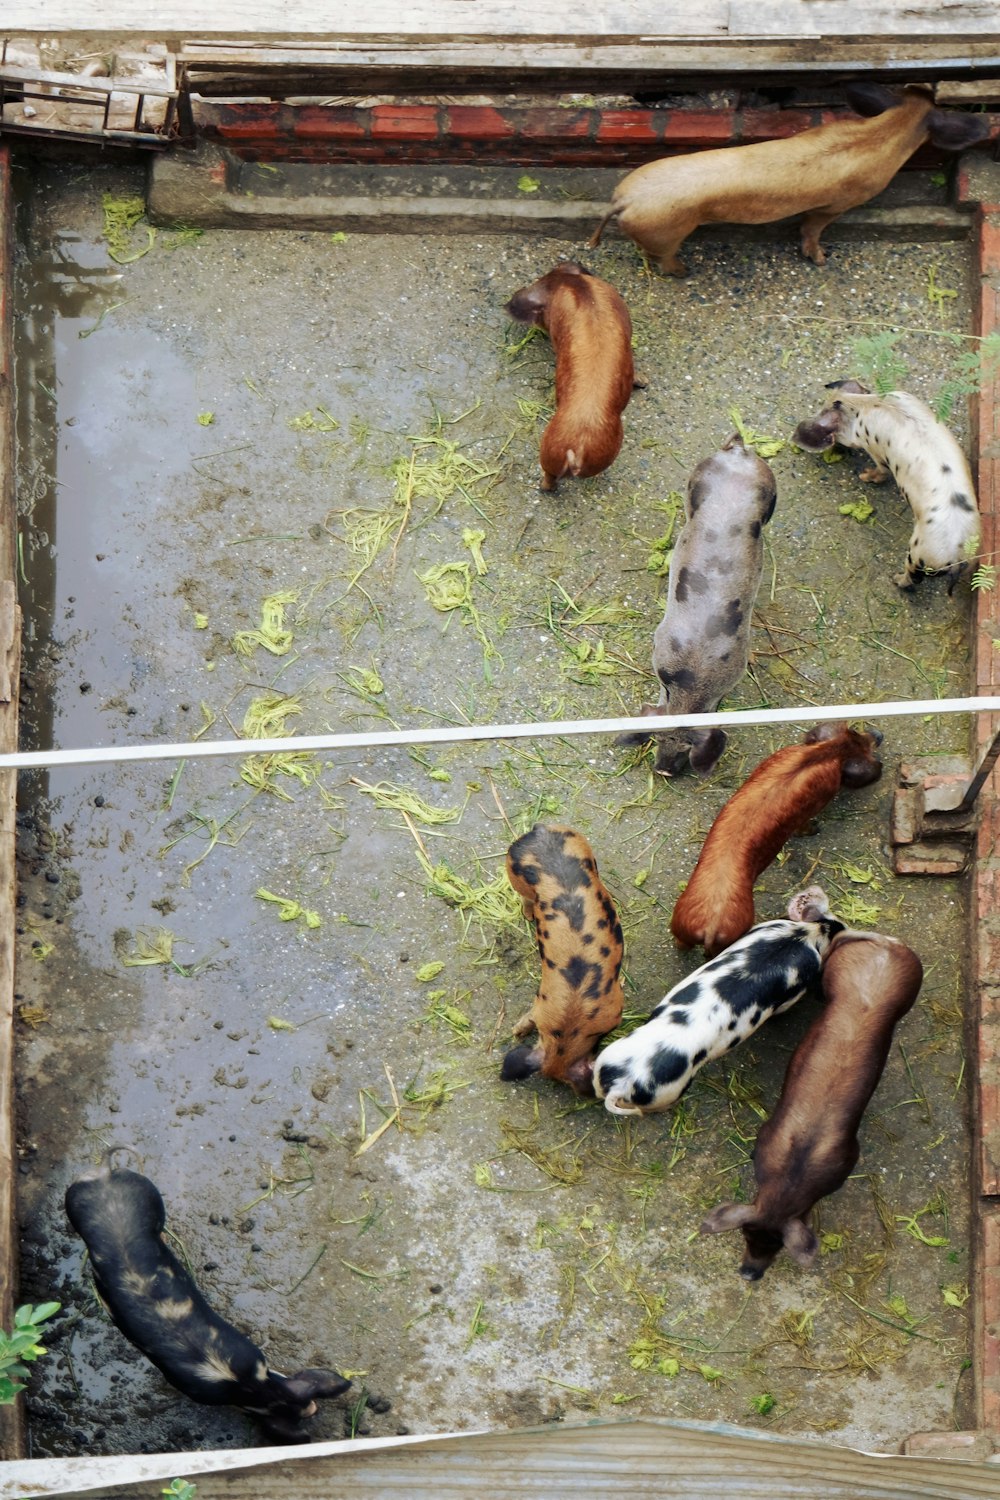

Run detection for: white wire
[[1, 694, 997, 771]]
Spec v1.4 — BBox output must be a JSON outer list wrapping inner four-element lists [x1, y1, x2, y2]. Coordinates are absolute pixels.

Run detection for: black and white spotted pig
[[625, 433, 776, 776], [65, 1166, 350, 1442], [792, 380, 979, 592], [592, 887, 843, 1114], [501, 823, 624, 1093]]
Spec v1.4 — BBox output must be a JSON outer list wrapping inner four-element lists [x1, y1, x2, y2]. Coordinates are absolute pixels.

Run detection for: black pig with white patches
[[793, 380, 979, 592], [593, 887, 843, 1114], [626, 433, 776, 776], [65, 1166, 350, 1442], [501, 823, 624, 1093]]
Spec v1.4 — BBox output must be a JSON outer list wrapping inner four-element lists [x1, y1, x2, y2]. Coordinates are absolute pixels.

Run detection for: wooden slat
[[730, 0, 1000, 33], [0, 0, 998, 39], [6, 1416, 1000, 1500], [0, 146, 23, 1465], [1, 2, 730, 36], [0, 64, 176, 98]]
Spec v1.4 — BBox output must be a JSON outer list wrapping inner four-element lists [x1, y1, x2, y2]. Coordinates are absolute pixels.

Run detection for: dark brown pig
[[700, 931, 923, 1280], [66, 1165, 351, 1441], [588, 84, 989, 275], [671, 722, 883, 957], [501, 823, 624, 1093], [624, 433, 776, 776], [505, 261, 635, 491]]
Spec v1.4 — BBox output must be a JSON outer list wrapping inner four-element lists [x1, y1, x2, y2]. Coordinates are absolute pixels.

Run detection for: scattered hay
[[241, 750, 319, 800], [499, 1117, 584, 1185], [102, 193, 155, 264], [414, 848, 522, 939], [232, 591, 298, 658], [417, 559, 500, 673], [255, 888, 322, 929], [288, 406, 339, 432], [350, 776, 462, 826]]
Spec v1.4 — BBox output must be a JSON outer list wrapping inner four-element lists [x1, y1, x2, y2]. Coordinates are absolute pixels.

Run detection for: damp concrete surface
[[10, 157, 978, 1457]]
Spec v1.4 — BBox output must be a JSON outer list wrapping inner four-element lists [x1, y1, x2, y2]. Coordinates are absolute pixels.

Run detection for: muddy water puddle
[[11, 161, 976, 1455]]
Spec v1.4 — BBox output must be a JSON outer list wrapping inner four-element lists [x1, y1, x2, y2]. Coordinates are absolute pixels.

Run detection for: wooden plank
[[730, 0, 1000, 33], [0, 145, 23, 1465], [7, 1416, 1000, 1500], [0, 1, 729, 36], [0, 64, 176, 97], [1, 0, 998, 39], [174, 40, 1000, 97]]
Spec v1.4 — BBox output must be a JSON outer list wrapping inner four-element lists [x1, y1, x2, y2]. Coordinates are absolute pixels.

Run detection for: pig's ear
[[782, 1219, 818, 1267], [688, 728, 727, 776], [701, 1202, 755, 1235], [803, 721, 844, 744], [504, 285, 549, 325], [501, 1043, 543, 1081], [927, 110, 990, 151], [824, 378, 869, 395], [564, 1056, 596, 1095], [791, 410, 842, 452], [844, 81, 899, 118]]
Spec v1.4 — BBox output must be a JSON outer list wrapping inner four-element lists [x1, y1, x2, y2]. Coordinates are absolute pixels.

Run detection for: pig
[[623, 433, 776, 776], [504, 260, 635, 491], [671, 722, 883, 958], [65, 1165, 350, 1442], [792, 379, 980, 592], [588, 83, 989, 275], [501, 822, 624, 1093], [593, 886, 842, 1115], [700, 930, 923, 1280]]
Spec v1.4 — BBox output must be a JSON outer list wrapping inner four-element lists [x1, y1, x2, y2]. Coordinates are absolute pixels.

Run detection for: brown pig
[[671, 722, 883, 957], [501, 823, 624, 1093], [588, 83, 989, 275], [700, 930, 923, 1280], [505, 261, 635, 491]]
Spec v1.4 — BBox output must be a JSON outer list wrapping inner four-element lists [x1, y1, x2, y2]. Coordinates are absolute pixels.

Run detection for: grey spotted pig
[[592, 887, 843, 1114], [792, 380, 979, 592], [65, 1165, 351, 1442], [624, 433, 776, 775]]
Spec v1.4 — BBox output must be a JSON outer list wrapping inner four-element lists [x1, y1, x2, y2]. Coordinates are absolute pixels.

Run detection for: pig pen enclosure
[[1, 60, 1000, 1490]]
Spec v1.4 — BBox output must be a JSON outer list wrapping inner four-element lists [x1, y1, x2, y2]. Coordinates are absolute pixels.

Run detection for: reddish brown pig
[[588, 83, 989, 275], [700, 930, 923, 1280], [501, 823, 624, 1093], [505, 261, 635, 491], [671, 722, 883, 958]]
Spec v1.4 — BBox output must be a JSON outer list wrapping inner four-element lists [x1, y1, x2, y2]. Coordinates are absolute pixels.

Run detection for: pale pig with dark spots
[[501, 823, 624, 1094], [588, 83, 989, 275], [701, 930, 923, 1280], [624, 433, 776, 776], [792, 380, 979, 592], [593, 887, 843, 1115], [65, 1166, 351, 1442]]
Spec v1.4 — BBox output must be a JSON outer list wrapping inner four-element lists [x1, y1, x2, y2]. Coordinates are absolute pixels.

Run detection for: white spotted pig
[[588, 83, 989, 275], [65, 1166, 351, 1442], [592, 887, 842, 1115], [792, 380, 979, 592], [501, 823, 624, 1094], [505, 261, 635, 491], [701, 930, 923, 1280], [625, 433, 776, 776]]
